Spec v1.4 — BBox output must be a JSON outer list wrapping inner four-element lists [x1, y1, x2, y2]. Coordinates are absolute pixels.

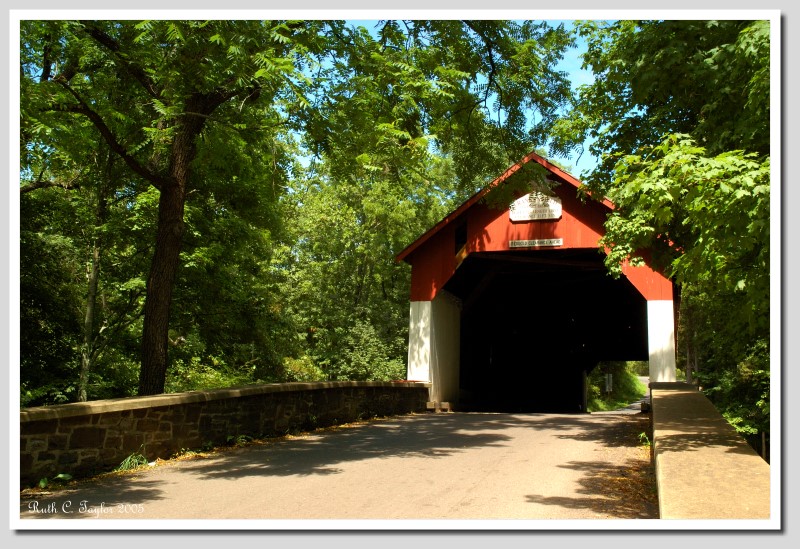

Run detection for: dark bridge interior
[[443, 250, 648, 413]]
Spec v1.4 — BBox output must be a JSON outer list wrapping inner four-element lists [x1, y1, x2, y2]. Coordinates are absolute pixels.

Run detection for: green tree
[[20, 190, 83, 405], [21, 22, 151, 402], [22, 20, 315, 395], [276, 155, 458, 382], [552, 19, 771, 439], [552, 20, 769, 177], [301, 20, 574, 195], [19, 151, 148, 404], [275, 20, 574, 383], [165, 128, 299, 386]]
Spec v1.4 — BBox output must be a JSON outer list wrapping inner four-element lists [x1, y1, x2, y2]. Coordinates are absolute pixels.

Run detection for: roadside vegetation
[[586, 361, 648, 413]]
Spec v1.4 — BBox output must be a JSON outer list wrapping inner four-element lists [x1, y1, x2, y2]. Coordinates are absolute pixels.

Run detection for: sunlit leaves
[[551, 19, 770, 188], [276, 152, 459, 382], [301, 20, 573, 195], [602, 133, 770, 332]]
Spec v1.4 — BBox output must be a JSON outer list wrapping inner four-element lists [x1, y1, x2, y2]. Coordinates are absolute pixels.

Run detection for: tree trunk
[[685, 338, 693, 385], [138, 179, 186, 395], [78, 240, 101, 402], [78, 158, 110, 402], [137, 133, 195, 395], [138, 101, 218, 395], [137, 91, 233, 396]]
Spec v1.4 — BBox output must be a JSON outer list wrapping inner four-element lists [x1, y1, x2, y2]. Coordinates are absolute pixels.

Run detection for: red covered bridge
[[396, 151, 677, 412]]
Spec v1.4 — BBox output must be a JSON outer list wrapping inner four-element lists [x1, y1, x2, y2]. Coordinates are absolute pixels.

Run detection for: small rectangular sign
[[509, 192, 562, 222], [509, 238, 563, 248]]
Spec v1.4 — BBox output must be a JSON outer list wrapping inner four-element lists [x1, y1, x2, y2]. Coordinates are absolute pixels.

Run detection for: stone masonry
[[20, 381, 430, 488]]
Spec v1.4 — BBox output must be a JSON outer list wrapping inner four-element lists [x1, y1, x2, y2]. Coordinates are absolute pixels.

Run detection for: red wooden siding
[[464, 180, 607, 254], [407, 222, 458, 302], [399, 152, 673, 302], [621, 261, 674, 301]]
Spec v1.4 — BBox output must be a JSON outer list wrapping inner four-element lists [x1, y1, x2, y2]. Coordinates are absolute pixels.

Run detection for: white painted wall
[[406, 291, 461, 404], [647, 300, 677, 382], [430, 291, 461, 404], [407, 300, 432, 384]]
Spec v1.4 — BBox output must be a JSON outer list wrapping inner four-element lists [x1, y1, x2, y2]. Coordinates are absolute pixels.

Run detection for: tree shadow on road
[[19, 411, 522, 519], [18, 410, 657, 519], [525, 456, 659, 519], [550, 412, 652, 448], [524, 413, 659, 519], [172, 413, 518, 481], [177, 411, 654, 482]]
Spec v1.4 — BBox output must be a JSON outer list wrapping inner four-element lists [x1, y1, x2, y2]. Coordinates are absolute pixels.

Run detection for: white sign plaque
[[509, 238, 563, 248], [509, 192, 562, 221]]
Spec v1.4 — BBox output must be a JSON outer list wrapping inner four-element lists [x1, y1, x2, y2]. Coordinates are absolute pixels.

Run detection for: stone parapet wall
[[20, 381, 430, 487]]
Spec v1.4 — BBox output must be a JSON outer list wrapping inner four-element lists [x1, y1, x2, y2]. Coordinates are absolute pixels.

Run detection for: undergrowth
[[587, 361, 648, 412]]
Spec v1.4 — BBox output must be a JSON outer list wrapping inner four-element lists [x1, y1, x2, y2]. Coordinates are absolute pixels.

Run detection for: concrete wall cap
[[20, 381, 432, 422], [648, 381, 698, 391]]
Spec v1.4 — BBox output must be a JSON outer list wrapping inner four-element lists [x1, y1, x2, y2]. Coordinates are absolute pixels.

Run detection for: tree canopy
[[552, 21, 769, 305], [551, 19, 771, 438]]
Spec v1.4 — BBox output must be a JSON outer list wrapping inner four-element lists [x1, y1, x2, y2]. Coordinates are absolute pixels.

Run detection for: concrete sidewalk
[[19, 411, 655, 525], [649, 383, 771, 520]]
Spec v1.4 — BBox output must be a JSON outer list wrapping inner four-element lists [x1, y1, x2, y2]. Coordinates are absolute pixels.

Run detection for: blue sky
[[553, 20, 598, 177]]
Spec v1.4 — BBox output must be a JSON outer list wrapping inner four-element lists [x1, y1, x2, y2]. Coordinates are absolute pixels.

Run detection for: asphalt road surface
[[19, 408, 656, 525]]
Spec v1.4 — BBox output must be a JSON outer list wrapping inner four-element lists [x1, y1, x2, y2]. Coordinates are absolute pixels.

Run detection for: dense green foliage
[[552, 19, 771, 438], [274, 157, 457, 382], [20, 19, 573, 403], [586, 362, 647, 413]]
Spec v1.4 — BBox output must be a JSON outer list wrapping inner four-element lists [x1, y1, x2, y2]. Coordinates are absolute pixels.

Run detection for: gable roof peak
[[396, 150, 611, 263]]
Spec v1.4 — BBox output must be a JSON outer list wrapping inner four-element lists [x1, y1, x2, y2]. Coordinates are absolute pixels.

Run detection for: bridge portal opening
[[444, 250, 648, 412]]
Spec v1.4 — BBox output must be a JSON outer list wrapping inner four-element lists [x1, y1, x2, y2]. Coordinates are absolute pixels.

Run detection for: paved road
[[19, 408, 655, 524]]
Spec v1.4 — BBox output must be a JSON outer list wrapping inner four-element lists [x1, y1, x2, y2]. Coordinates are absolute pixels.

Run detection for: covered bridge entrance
[[396, 152, 677, 412]]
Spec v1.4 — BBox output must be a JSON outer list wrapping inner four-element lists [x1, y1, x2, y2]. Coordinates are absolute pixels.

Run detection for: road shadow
[[19, 411, 654, 519], [522, 412, 658, 519], [175, 411, 653, 482], [171, 413, 517, 481], [555, 413, 652, 448], [526, 457, 659, 519], [19, 412, 518, 518]]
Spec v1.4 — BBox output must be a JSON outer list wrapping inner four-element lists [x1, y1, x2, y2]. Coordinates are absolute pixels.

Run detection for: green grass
[[587, 361, 648, 412], [114, 446, 148, 472]]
